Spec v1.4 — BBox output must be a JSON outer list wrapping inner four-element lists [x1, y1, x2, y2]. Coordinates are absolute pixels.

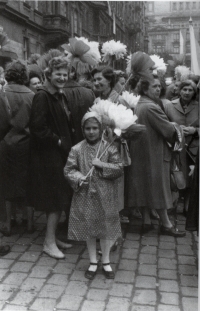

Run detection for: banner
[[107, 1, 112, 17], [113, 12, 116, 35], [189, 20, 200, 75]]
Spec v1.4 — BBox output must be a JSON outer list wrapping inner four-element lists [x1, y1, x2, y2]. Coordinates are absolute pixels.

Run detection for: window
[[147, 2, 153, 12], [23, 37, 29, 60], [153, 45, 165, 54], [65, 3, 68, 18], [186, 32, 190, 40], [173, 33, 179, 41], [192, 2, 196, 9], [173, 46, 179, 54], [186, 2, 190, 10], [74, 10, 78, 34], [186, 44, 190, 53], [179, 2, 183, 10], [172, 2, 177, 10]]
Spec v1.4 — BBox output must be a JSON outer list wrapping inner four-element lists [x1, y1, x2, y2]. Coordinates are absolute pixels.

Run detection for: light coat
[[127, 96, 176, 210]]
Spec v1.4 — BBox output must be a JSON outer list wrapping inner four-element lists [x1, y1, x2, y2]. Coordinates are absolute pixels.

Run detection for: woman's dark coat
[[28, 85, 73, 212], [0, 92, 11, 220], [1, 84, 34, 200], [127, 96, 176, 210], [63, 81, 95, 145]]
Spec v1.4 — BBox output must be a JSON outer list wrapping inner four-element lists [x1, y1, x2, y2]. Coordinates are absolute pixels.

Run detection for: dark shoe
[[0, 225, 11, 237], [11, 219, 17, 227], [160, 225, 186, 237], [0, 245, 10, 256], [110, 240, 118, 252], [21, 219, 28, 226], [150, 209, 160, 220], [85, 263, 98, 280], [141, 223, 154, 234], [132, 208, 142, 219], [120, 215, 129, 223], [183, 208, 187, 218], [102, 263, 115, 279]]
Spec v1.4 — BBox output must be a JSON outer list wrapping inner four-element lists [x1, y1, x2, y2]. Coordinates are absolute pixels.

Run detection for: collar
[[43, 80, 64, 96]]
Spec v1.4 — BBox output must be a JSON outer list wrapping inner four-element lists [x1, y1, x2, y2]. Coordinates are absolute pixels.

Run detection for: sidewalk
[[0, 208, 198, 311]]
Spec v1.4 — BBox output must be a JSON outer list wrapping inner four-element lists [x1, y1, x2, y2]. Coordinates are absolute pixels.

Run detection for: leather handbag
[[170, 152, 186, 191]]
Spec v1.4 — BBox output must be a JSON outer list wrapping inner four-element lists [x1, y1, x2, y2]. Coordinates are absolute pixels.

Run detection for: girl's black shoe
[[102, 263, 115, 279], [85, 263, 98, 280]]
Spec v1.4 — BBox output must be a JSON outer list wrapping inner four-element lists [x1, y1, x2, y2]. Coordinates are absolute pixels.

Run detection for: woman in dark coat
[[0, 92, 11, 256], [28, 57, 73, 259], [127, 76, 185, 237], [163, 80, 199, 214], [0, 60, 34, 236]]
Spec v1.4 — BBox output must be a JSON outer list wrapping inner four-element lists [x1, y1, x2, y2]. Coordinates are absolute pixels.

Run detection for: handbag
[[170, 152, 186, 191]]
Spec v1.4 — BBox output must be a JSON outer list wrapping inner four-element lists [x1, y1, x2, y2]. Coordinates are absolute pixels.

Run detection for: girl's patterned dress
[[64, 139, 123, 241]]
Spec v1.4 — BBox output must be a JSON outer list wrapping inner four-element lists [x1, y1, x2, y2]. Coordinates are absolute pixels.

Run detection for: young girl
[[64, 111, 123, 279]]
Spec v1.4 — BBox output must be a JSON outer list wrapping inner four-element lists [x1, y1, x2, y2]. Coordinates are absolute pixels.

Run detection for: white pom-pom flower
[[101, 40, 127, 62], [150, 54, 167, 74], [90, 99, 137, 137], [175, 66, 191, 81], [121, 91, 140, 109]]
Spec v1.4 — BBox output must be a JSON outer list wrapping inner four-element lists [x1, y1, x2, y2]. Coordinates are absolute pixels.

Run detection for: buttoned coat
[[163, 98, 199, 184], [28, 84, 73, 212], [1, 84, 34, 200], [127, 96, 176, 210]]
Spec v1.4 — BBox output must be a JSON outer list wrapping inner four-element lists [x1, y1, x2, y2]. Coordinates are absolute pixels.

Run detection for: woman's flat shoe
[[0, 225, 11, 237], [160, 225, 186, 237], [131, 208, 142, 219], [85, 263, 98, 280], [150, 209, 160, 220], [102, 263, 115, 279], [56, 239, 72, 249], [0, 245, 10, 256], [43, 245, 65, 259]]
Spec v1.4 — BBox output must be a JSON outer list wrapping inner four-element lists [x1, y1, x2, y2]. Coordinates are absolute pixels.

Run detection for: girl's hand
[[79, 176, 88, 186], [92, 158, 103, 169]]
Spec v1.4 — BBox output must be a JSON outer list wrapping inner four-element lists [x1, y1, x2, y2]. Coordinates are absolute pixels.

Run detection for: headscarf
[[81, 111, 102, 128]]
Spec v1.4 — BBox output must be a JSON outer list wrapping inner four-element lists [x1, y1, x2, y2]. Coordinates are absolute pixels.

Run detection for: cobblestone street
[[0, 207, 198, 311]]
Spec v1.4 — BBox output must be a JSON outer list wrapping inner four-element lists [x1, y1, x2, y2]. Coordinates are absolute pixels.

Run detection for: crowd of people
[[0, 48, 199, 280]]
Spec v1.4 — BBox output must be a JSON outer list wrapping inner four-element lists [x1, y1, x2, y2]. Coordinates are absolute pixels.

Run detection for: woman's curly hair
[[91, 66, 116, 89], [5, 60, 29, 85], [44, 56, 69, 81]]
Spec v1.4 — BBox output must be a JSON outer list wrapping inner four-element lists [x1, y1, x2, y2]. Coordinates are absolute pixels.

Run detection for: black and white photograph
[[0, 1, 199, 310]]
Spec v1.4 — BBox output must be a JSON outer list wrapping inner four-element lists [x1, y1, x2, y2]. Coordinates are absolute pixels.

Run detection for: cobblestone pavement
[[0, 207, 198, 311]]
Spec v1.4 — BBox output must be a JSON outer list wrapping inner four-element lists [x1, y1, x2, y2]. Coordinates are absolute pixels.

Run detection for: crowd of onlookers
[[0, 55, 199, 280]]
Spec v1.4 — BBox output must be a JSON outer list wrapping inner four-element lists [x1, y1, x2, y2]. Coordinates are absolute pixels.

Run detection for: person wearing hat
[[64, 111, 123, 280]]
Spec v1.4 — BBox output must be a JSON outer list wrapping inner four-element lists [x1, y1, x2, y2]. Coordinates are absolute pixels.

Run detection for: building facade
[[0, 0, 147, 68], [146, 1, 200, 68]]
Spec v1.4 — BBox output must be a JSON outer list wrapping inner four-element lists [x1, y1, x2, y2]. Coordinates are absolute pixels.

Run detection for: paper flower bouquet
[[101, 40, 127, 63]]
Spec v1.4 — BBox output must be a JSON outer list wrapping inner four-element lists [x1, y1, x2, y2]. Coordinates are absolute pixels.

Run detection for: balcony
[[43, 15, 69, 31]]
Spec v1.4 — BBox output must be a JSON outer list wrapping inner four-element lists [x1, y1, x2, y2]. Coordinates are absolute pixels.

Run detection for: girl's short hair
[[5, 60, 29, 85], [91, 66, 116, 89], [179, 79, 197, 98], [44, 56, 69, 81]]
